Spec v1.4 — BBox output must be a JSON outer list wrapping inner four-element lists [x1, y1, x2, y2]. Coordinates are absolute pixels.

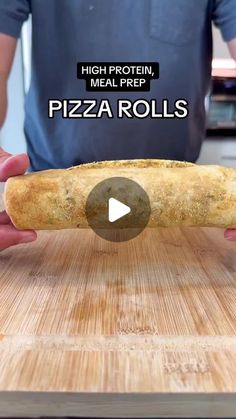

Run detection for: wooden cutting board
[[0, 226, 236, 417]]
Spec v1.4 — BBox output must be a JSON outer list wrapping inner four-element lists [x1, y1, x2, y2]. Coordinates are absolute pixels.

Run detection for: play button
[[108, 198, 131, 223], [86, 177, 151, 242]]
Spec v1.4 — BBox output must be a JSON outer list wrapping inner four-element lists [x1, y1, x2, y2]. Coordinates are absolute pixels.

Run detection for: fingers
[[0, 153, 30, 182], [224, 230, 236, 241], [0, 149, 34, 251], [0, 224, 37, 251], [0, 211, 10, 225]]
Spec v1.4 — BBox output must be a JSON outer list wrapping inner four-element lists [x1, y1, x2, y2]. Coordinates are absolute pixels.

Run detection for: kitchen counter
[[197, 137, 236, 167]]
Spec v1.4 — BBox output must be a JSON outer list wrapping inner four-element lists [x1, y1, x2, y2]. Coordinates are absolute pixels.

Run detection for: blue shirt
[[0, 0, 236, 170]]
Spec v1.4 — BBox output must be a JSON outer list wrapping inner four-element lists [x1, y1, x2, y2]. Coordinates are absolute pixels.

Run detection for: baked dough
[[4, 159, 236, 230]]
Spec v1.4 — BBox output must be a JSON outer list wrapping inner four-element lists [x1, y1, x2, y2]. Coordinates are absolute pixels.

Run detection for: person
[[0, 0, 236, 250]]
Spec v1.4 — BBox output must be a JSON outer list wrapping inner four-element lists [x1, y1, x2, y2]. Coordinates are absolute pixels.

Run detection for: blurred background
[[0, 21, 236, 165]]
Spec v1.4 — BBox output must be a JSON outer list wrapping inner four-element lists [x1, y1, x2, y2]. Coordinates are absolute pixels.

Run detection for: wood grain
[[0, 226, 236, 417]]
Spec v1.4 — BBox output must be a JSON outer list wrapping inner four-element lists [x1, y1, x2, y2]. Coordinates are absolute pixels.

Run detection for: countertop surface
[[0, 225, 236, 417]]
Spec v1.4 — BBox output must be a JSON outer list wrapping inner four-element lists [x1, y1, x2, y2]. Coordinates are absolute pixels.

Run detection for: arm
[[224, 39, 236, 240], [0, 34, 17, 127], [0, 33, 36, 250], [227, 38, 236, 61], [211, 1, 236, 239]]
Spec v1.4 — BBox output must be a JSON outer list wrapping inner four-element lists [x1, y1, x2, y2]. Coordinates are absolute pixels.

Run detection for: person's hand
[[224, 229, 236, 241], [0, 148, 37, 251]]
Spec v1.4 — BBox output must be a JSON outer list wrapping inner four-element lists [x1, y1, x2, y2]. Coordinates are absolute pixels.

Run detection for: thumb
[[0, 147, 11, 165], [0, 149, 30, 182]]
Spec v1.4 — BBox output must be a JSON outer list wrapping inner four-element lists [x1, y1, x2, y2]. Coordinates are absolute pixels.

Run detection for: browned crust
[[4, 159, 195, 182], [68, 159, 195, 170]]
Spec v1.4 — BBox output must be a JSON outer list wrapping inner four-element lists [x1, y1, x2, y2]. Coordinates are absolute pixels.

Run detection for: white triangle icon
[[108, 198, 131, 223]]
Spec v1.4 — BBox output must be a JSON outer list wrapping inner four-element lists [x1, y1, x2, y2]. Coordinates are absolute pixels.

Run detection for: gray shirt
[[0, 0, 236, 171]]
